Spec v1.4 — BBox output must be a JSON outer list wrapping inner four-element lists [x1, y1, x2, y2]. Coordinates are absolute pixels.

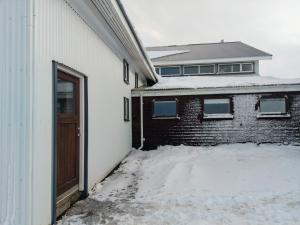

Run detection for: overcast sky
[[122, 0, 300, 78]]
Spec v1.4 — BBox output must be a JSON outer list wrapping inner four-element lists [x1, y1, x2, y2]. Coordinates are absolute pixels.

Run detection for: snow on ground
[[145, 75, 300, 90], [58, 144, 300, 225]]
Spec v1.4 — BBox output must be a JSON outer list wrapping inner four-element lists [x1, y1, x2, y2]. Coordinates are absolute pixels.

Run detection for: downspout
[[138, 93, 144, 150]]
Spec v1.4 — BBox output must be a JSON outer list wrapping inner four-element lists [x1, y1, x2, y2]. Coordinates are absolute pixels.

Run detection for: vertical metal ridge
[[0, 0, 32, 225]]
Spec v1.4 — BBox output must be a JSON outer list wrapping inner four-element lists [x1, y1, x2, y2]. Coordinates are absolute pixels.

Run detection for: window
[[160, 66, 181, 76], [135, 73, 139, 88], [200, 65, 215, 74], [184, 66, 199, 75], [218, 63, 254, 74], [57, 79, 74, 113], [203, 98, 233, 119], [183, 64, 215, 75], [242, 63, 253, 72], [124, 97, 130, 121], [219, 65, 232, 73], [153, 100, 177, 118], [123, 59, 129, 84], [155, 67, 160, 74], [259, 98, 286, 115]]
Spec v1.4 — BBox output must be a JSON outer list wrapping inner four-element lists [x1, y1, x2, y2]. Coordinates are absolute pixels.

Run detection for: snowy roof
[[141, 75, 300, 90], [146, 42, 272, 63], [147, 50, 190, 59]]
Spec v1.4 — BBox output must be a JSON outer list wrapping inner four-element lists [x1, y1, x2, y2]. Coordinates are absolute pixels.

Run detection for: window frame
[[241, 63, 254, 72], [124, 97, 130, 121], [183, 65, 200, 75], [183, 64, 216, 75], [203, 98, 234, 119], [152, 99, 179, 119], [257, 96, 290, 118], [123, 59, 129, 84], [199, 64, 216, 74], [159, 66, 181, 76], [218, 63, 254, 74], [155, 67, 160, 75]]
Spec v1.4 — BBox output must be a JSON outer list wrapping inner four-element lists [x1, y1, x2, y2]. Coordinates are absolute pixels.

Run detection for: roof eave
[[132, 83, 300, 97], [114, 0, 158, 82]]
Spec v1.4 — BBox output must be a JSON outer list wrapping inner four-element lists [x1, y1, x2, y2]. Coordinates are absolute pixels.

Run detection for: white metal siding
[[32, 0, 147, 224], [0, 1, 33, 225]]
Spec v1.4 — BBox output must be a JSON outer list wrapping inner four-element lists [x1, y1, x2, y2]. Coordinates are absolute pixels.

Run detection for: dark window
[[123, 59, 129, 84], [219, 65, 232, 73], [160, 67, 181, 76], [57, 79, 74, 113], [204, 99, 231, 114], [219, 63, 254, 74], [135, 73, 139, 88], [260, 98, 286, 114], [124, 97, 130, 121], [200, 65, 215, 74], [232, 64, 241, 72], [153, 100, 177, 118], [184, 66, 199, 75], [242, 63, 253, 72]]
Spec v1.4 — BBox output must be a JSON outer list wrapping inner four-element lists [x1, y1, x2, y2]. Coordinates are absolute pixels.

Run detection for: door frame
[[52, 61, 89, 224]]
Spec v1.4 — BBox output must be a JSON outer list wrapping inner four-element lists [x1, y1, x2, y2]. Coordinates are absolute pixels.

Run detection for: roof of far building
[[146, 41, 272, 65], [132, 75, 300, 96]]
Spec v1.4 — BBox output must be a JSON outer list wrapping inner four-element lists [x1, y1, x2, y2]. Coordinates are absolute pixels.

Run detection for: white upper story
[[147, 41, 272, 77]]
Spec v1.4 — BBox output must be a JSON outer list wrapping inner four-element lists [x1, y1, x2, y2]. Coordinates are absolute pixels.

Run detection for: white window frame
[[183, 65, 199, 75], [183, 64, 216, 75], [241, 63, 254, 72], [159, 66, 181, 76], [199, 64, 216, 75], [257, 97, 290, 118], [203, 98, 233, 119], [155, 67, 161, 75], [218, 63, 254, 74]]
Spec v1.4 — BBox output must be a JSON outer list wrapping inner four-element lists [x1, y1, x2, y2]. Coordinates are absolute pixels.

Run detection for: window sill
[[203, 114, 234, 120], [152, 116, 180, 120], [257, 114, 291, 119]]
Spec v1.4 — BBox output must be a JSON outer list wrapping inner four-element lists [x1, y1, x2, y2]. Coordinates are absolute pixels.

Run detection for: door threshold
[[56, 186, 80, 218]]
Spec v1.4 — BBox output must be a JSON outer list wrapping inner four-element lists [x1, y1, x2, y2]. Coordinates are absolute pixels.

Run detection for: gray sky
[[122, 0, 300, 78]]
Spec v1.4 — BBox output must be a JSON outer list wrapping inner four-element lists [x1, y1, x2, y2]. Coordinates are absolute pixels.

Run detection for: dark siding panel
[[132, 93, 300, 150]]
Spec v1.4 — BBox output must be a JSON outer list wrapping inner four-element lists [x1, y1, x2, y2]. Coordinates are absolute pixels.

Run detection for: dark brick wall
[[132, 92, 300, 150]]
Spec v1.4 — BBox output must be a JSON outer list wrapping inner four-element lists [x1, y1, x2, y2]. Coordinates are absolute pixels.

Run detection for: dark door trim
[[52, 61, 89, 224]]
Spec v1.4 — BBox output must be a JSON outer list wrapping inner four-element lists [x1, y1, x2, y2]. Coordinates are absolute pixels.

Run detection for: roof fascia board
[[132, 84, 300, 97], [113, 0, 157, 82], [152, 56, 272, 66], [94, 0, 157, 82]]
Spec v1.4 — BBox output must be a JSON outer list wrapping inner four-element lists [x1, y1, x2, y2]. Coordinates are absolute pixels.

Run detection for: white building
[[0, 0, 157, 225]]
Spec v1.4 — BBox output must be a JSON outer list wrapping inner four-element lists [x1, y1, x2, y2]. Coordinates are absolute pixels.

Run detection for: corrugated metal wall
[[0, 0, 32, 225]]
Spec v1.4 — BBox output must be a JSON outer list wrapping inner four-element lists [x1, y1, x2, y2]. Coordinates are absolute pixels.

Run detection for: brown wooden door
[[56, 71, 80, 197]]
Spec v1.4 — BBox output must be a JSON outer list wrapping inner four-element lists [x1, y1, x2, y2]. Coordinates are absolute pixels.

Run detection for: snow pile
[[146, 75, 300, 90], [59, 144, 300, 225]]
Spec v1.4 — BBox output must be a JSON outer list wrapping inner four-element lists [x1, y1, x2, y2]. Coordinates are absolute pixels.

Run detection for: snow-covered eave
[[152, 56, 272, 66], [132, 83, 300, 97]]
